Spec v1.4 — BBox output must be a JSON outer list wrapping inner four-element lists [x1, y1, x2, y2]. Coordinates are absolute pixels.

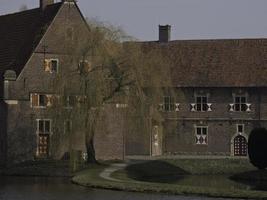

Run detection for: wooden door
[[38, 134, 49, 158], [234, 135, 247, 156]]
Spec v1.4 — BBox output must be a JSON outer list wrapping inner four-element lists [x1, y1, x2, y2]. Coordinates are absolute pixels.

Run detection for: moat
[[0, 176, 246, 200]]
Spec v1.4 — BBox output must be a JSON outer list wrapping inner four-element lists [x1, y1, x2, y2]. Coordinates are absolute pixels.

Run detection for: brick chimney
[[159, 25, 171, 43], [40, 0, 54, 10]]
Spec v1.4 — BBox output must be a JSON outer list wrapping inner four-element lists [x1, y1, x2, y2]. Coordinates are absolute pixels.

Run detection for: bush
[[248, 128, 267, 169]]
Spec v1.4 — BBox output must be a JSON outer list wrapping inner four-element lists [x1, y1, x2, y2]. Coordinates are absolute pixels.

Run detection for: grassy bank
[[72, 158, 267, 199]]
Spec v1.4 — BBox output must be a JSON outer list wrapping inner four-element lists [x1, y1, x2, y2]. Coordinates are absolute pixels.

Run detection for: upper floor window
[[66, 27, 74, 41], [234, 96, 247, 112], [64, 120, 72, 134], [44, 59, 59, 73], [37, 119, 51, 134], [191, 94, 212, 112], [64, 95, 75, 108], [196, 95, 208, 111], [31, 93, 53, 108], [78, 60, 92, 74], [195, 126, 208, 145], [229, 93, 251, 112], [163, 96, 175, 112]]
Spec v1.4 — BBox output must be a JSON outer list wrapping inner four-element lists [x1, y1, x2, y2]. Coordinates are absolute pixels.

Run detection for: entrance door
[[38, 134, 49, 158], [152, 126, 162, 156], [234, 135, 247, 156]]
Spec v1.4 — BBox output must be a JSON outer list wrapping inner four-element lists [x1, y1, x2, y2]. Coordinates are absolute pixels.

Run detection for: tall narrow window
[[195, 126, 208, 145], [64, 120, 72, 134], [237, 124, 244, 134], [163, 96, 175, 112], [36, 119, 51, 158]]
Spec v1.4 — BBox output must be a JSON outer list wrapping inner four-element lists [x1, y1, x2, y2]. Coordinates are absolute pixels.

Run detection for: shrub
[[248, 128, 267, 169]]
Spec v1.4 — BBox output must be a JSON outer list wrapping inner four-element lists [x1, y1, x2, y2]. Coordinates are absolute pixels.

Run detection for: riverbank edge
[[72, 164, 267, 200]]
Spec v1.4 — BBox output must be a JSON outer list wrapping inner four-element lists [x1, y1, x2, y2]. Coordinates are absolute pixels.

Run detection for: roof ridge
[[0, 2, 62, 18]]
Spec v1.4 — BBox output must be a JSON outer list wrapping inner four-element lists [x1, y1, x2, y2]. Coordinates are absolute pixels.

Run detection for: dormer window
[[44, 59, 59, 73]]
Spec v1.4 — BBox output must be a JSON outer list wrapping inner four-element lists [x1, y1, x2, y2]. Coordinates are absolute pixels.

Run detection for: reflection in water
[[0, 176, 239, 200]]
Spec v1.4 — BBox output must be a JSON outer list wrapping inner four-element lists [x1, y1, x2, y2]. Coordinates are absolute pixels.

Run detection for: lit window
[[195, 126, 208, 145]]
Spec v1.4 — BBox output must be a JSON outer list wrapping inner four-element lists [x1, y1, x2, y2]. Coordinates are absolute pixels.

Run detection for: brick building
[[128, 25, 267, 157], [0, 0, 125, 165], [1, 1, 267, 166]]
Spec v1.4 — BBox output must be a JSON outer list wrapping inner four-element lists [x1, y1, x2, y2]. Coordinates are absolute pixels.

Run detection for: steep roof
[[0, 3, 62, 76], [141, 39, 267, 87]]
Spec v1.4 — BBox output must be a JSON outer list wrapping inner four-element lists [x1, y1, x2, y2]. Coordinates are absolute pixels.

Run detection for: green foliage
[[248, 128, 267, 169]]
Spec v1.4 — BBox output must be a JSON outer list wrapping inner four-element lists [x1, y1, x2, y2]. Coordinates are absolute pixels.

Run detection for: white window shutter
[[158, 103, 164, 111], [190, 103, 196, 112], [246, 103, 252, 112], [207, 103, 212, 112], [175, 103, 180, 112], [229, 103, 234, 112]]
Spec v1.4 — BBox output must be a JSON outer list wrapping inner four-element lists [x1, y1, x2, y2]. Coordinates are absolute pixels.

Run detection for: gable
[[0, 3, 62, 76]]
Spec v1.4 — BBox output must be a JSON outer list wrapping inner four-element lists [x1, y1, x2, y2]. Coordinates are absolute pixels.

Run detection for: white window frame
[[44, 58, 59, 73], [195, 95, 209, 112], [232, 93, 248, 112], [195, 125, 208, 145], [236, 124, 245, 134], [36, 119, 52, 135]]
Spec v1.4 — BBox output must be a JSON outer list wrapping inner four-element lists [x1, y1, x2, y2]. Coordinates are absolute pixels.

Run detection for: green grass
[[72, 159, 267, 199]]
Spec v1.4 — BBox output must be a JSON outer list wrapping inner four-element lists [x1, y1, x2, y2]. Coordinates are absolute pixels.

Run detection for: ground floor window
[[36, 119, 51, 158], [195, 126, 208, 145]]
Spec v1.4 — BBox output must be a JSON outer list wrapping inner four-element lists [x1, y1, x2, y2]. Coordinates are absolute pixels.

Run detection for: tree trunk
[[86, 136, 97, 163]]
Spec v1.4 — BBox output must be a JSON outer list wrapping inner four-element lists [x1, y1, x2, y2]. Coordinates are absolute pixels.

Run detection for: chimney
[[159, 25, 171, 43], [40, 0, 54, 10]]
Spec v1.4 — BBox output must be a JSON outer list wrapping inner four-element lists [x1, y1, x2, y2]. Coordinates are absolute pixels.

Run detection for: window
[[31, 93, 53, 108], [44, 59, 59, 73], [234, 96, 247, 112], [36, 119, 51, 158], [163, 96, 175, 111], [79, 60, 92, 74], [37, 119, 51, 134], [64, 120, 72, 134], [196, 95, 208, 111], [237, 124, 244, 134], [195, 126, 208, 145], [64, 96, 75, 108]]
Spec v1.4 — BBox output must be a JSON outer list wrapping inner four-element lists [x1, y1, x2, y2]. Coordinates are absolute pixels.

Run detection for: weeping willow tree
[[47, 20, 133, 166]]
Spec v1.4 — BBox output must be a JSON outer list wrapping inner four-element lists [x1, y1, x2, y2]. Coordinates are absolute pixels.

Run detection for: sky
[[1, 0, 267, 41]]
